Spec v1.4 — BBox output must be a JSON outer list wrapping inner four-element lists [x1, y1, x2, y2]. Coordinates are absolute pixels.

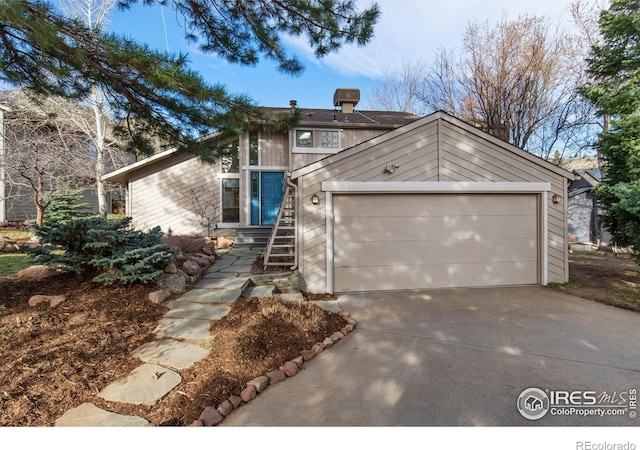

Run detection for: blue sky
[[108, 0, 581, 110]]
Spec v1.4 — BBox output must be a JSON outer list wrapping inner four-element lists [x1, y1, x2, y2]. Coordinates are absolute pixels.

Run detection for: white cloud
[[286, 0, 581, 79]]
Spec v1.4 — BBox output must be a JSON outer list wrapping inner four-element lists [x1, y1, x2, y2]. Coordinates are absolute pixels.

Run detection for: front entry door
[[250, 172, 285, 225]]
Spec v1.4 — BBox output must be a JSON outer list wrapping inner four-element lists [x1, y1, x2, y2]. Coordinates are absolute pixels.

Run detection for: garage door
[[333, 193, 539, 292]]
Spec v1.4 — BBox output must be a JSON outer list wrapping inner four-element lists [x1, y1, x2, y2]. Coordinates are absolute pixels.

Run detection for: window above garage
[[293, 129, 342, 154]]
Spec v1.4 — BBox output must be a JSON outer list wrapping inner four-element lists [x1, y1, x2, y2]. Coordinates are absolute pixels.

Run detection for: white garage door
[[333, 193, 539, 292]]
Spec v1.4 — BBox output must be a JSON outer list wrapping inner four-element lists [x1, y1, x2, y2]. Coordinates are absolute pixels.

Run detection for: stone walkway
[[54, 246, 310, 427]]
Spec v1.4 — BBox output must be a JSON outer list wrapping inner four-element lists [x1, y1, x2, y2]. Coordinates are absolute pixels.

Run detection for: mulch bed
[[0, 270, 346, 426]]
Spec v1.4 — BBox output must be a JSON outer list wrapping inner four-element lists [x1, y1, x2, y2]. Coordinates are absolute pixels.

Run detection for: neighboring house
[[0, 92, 129, 223], [104, 89, 573, 294], [568, 168, 611, 246]]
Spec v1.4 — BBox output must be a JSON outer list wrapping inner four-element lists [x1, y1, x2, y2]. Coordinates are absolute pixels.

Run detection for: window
[[221, 140, 239, 173], [293, 129, 341, 153], [321, 131, 340, 149], [249, 131, 259, 165], [296, 130, 313, 147], [222, 179, 240, 223]]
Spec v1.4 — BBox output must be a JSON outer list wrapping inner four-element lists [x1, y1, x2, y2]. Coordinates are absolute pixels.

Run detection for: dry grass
[[162, 235, 209, 254], [259, 297, 325, 332]]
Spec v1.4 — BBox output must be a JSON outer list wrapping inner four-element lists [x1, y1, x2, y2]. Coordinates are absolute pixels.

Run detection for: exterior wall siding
[[290, 129, 389, 171], [129, 153, 220, 235], [296, 115, 570, 293]]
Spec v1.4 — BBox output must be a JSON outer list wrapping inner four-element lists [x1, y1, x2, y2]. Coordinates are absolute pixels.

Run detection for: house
[[568, 168, 611, 247], [103, 89, 573, 294], [0, 91, 129, 223]]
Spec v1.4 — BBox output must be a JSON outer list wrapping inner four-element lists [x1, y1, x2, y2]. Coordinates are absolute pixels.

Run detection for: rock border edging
[[188, 310, 358, 427]]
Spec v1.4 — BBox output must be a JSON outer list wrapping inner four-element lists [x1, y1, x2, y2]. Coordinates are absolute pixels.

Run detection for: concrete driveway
[[222, 287, 640, 426]]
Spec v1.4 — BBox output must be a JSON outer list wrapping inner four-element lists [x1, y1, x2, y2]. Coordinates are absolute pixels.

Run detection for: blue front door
[[250, 172, 285, 225]]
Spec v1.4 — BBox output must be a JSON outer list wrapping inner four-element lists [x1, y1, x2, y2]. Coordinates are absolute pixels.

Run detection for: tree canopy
[[0, 0, 379, 158], [581, 0, 640, 258]]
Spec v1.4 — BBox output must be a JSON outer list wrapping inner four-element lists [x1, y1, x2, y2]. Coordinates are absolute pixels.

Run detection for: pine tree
[[43, 190, 93, 223], [29, 216, 176, 284], [581, 0, 640, 259], [0, 0, 379, 158]]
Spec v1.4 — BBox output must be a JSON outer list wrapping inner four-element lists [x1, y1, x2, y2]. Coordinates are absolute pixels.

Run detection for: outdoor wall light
[[552, 194, 561, 204], [311, 194, 320, 205]]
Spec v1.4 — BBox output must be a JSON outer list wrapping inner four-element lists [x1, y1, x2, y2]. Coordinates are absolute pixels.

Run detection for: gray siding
[[129, 153, 220, 235], [290, 129, 388, 171], [259, 132, 288, 167], [295, 115, 570, 293]]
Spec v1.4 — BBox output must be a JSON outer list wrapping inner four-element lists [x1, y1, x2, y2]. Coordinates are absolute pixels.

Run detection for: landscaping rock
[[187, 255, 210, 268], [0, 277, 12, 284], [292, 356, 304, 368], [1, 243, 18, 252], [17, 265, 57, 281], [189, 420, 204, 427], [216, 236, 233, 249], [247, 376, 270, 393], [266, 370, 286, 385], [280, 361, 299, 377], [228, 395, 242, 408], [343, 323, 355, 333], [322, 337, 333, 348], [240, 385, 257, 402], [311, 343, 324, 355], [217, 400, 234, 417], [199, 406, 224, 426], [201, 245, 215, 256], [148, 289, 171, 304], [28, 295, 66, 308], [181, 260, 201, 277], [155, 273, 186, 295], [301, 349, 315, 362], [164, 263, 178, 274]]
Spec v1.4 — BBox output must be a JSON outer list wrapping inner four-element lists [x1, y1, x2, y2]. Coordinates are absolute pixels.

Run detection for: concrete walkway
[[55, 246, 269, 426]]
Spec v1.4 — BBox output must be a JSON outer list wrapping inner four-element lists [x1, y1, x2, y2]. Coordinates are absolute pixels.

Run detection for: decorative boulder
[[28, 295, 66, 308], [17, 265, 58, 281], [181, 260, 201, 277], [216, 236, 233, 249], [155, 273, 186, 295]]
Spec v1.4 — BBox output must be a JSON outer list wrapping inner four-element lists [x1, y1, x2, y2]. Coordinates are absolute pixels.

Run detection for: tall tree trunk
[[91, 86, 107, 218]]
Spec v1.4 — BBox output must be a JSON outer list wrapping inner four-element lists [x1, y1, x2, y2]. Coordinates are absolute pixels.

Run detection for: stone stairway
[[233, 226, 273, 247]]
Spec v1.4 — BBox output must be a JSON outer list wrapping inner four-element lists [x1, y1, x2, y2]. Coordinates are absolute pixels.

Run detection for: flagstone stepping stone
[[55, 403, 148, 427], [97, 364, 181, 406], [164, 304, 231, 320], [132, 339, 208, 370], [154, 317, 212, 340]]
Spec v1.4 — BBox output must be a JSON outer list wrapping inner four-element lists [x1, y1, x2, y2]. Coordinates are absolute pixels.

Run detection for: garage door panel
[[334, 215, 537, 241], [335, 238, 537, 266], [334, 193, 537, 217], [335, 261, 539, 292], [333, 193, 539, 292]]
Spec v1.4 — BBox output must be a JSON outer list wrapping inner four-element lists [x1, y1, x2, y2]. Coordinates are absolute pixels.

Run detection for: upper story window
[[321, 131, 340, 149], [293, 129, 341, 153], [221, 140, 239, 173], [295, 130, 313, 147]]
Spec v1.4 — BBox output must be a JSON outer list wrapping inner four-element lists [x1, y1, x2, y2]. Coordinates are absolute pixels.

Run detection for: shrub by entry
[[29, 217, 176, 284]]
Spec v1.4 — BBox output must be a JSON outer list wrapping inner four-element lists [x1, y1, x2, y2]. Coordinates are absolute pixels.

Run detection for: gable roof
[[569, 168, 602, 196], [291, 110, 574, 181]]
